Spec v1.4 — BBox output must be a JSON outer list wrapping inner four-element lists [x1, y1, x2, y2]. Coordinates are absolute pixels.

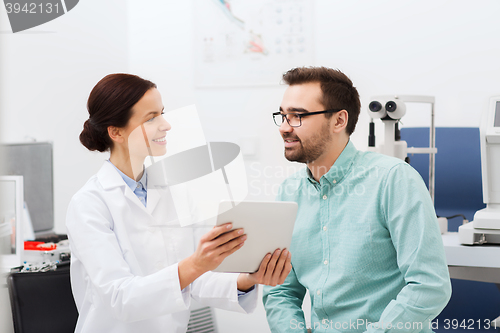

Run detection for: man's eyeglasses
[[272, 109, 343, 128]]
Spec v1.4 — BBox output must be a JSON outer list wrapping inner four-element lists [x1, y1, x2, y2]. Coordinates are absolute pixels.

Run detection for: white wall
[[2, 0, 500, 332], [0, 0, 129, 234]]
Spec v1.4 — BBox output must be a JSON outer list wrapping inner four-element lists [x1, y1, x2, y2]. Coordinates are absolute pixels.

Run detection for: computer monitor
[[0, 142, 54, 234], [0, 176, 24, 270]]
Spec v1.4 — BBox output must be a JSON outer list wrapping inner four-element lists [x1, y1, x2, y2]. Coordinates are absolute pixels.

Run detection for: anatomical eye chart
[[194, 0, 315, 87]]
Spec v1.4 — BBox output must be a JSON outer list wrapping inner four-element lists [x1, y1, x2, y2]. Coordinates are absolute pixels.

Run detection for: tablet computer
[[212, 200, 298, 273]]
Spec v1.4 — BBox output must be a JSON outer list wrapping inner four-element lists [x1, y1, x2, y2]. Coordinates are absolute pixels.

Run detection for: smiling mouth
[[152, 137, 166, 143], [284, 138, 300, 148]]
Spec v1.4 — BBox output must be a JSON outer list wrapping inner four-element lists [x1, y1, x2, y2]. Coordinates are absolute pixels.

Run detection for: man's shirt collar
[[306, 140, 358, 186]]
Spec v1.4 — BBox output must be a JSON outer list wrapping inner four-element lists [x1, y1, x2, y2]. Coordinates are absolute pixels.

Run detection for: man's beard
[[283, 122, 331, 163]]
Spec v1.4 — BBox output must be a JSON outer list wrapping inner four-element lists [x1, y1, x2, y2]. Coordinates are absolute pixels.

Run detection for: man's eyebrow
[[289, 107, 309, 113], [279, 107, 309, 113]]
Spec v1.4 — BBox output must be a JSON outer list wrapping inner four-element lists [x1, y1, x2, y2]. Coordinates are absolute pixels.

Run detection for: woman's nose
[[159, 116, 172, 132]]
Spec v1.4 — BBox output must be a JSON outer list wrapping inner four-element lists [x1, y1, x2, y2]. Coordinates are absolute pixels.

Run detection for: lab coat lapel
[[146, 187, 161, 214], [146, 160, 168, 215], [124, 186, 149, 213]]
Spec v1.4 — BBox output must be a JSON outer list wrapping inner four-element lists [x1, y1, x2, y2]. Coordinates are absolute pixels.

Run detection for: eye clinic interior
[[1, 1, 500, 332]]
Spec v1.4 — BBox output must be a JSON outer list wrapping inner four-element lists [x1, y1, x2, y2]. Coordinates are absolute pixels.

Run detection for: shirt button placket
[[318, 185, 329, 311]]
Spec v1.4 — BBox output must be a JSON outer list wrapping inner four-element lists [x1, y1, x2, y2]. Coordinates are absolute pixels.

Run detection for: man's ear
[[107, 126, 125, 144], [331, 110, 349, 133]]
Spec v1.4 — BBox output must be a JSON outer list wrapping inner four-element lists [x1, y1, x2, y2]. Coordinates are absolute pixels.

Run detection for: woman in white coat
[[66, 74, 292, 333]]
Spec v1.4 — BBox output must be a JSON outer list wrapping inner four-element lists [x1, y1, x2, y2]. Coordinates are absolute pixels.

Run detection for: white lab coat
[[66, 161, 257, 333]]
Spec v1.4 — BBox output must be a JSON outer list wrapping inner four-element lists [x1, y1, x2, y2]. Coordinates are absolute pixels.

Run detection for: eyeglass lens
[[274, 113, 301, 127]]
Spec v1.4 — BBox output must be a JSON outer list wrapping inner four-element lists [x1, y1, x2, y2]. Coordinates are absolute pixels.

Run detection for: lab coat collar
[[99, 160, 167, 190], [97, 161, 163, 215], [97, 161, 128, 191], [107, 160, 147, 192]]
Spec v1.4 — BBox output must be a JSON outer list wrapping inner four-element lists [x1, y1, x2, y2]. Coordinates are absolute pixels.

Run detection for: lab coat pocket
[[335, 219, 374, 274]]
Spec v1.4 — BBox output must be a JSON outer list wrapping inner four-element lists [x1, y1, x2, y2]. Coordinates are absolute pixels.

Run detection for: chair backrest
[[401, 127, 485, 230], [6, 265, 78, 333]]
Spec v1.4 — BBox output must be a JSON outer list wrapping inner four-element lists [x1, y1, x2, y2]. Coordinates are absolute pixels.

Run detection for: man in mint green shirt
[[263, 67, 451, 333]]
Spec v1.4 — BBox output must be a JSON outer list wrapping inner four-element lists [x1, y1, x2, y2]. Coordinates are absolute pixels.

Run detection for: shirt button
[[324, 260, 328, 265], [317, 290, 321, 295], [322, 195, 327, 200], [323, 226, 327, 231], [136, 184, 141, 188], [333, 179, 337, 184]]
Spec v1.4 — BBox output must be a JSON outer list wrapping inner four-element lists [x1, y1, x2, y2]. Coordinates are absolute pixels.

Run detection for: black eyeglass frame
[[272, 109, 343, 127]]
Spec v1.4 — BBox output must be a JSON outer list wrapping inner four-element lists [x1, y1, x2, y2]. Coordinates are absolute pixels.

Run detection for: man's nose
[[279, 119, 293, 135]]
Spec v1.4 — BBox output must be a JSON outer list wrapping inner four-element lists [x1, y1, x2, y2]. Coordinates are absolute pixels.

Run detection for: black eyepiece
[[385, 101, 397, 112], [369, 101, 382, 112]]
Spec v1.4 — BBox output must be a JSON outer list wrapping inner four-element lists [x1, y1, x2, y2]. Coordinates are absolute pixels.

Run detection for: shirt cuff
[[237, 285, 255, 297], [237, 284, 258, 313]]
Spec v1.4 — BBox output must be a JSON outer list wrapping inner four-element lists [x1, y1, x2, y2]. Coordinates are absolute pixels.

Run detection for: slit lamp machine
[[366, 95, 438, 202]]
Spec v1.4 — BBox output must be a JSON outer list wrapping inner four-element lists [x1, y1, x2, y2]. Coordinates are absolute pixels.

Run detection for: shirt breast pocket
[[334, 220, 374, 274]]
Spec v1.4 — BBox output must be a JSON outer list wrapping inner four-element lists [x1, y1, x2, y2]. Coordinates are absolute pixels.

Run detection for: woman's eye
[[145, 111, 164, 123]]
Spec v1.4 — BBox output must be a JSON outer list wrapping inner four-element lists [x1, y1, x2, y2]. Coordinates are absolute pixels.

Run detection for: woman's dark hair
[[80, 73, 157, 152]]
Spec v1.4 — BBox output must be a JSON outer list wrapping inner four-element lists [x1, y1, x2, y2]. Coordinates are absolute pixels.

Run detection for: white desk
[[443, 232, 500, 284], [443, 232, 500, 327]]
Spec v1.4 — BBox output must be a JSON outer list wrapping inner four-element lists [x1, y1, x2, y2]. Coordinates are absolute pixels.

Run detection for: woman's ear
[[107, 126, 125, 144], [331, 110, 349, 133]]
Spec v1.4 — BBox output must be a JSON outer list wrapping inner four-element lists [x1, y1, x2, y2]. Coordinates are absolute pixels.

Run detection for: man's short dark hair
[[282, 67, 361, 135]]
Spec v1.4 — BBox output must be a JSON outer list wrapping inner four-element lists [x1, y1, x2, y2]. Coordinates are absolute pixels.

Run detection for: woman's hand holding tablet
[[178, 222, 246, 289]]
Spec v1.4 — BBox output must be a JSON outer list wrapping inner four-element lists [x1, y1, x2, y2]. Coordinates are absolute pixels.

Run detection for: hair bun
[[79, 119, 108, 152]]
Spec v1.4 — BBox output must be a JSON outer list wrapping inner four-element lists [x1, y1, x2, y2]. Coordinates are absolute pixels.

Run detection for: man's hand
[[237, 249, 292, 292]]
